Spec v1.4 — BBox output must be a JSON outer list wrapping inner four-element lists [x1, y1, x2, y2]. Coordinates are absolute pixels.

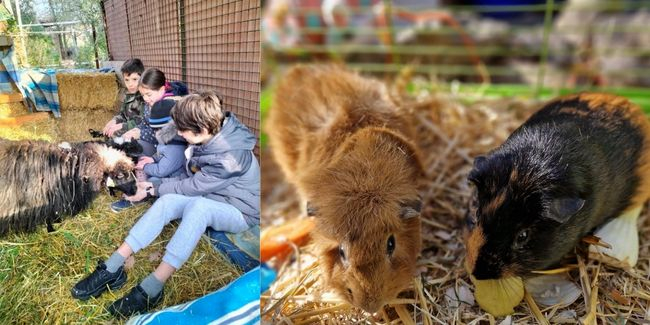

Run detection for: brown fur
[[560, 93, 650, 210], [268, 65, 424, 312]]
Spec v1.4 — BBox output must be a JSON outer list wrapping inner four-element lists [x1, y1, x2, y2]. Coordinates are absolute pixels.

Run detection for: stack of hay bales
[[56, 72, 121, 141]]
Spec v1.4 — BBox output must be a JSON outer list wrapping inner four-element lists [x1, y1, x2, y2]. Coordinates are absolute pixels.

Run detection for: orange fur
[[465, 227, 485, 274], [559, 93, 650, 211], [268, 65, 424, 312], [483, 190, 507, 216]]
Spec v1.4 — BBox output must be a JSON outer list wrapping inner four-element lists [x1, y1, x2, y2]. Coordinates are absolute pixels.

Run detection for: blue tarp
[[126, 266, 263, 325], [0, 47, 22, 95]]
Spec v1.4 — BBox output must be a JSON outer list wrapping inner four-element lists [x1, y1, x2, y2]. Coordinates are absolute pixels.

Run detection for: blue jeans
[[125, 194, 249, 269]]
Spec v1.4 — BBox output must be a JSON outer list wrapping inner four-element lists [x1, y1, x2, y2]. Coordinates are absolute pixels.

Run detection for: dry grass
[[0, 102, 241, 324], [57, 72, 120, 112], [260, 76, 650, 324]]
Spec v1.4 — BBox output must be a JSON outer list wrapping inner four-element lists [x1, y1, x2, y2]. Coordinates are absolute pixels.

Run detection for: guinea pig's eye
[[513, 229, 530, 249], [387, 235, 395, 256], [338, 245, 347, 262]]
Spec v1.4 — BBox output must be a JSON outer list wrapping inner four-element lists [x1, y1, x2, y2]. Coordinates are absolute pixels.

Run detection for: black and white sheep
[[0, 139, 136, 237]]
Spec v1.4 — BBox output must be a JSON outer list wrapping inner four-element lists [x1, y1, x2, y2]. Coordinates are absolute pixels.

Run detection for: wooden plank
[[0, 112, 50, 127], [0, 93, 23, 104]]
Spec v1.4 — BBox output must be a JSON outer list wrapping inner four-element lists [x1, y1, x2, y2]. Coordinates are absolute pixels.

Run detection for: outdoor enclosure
[[103, 0, 261, 143]]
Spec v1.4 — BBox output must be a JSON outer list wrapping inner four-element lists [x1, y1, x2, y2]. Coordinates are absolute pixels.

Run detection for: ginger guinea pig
[[465, 93, 650, 280], [267, 65, 424, 313]]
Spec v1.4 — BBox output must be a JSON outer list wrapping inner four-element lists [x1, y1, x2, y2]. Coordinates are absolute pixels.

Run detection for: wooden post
[[92, 23, 99, 69], [14, 0, 28, 66]]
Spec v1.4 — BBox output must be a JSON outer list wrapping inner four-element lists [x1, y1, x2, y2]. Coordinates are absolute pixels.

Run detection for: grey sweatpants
[[125, 194, 249, 269]]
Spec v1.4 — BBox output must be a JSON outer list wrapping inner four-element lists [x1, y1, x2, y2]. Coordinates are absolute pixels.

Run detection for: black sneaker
[[71, 261, 127, 301], [107, 285, 164, 318]]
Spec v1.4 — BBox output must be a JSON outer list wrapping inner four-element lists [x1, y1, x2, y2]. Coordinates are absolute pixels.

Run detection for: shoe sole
[[108, 288, 164, 318], [110, 203, 140, 213], [71, 274, 127, 301]]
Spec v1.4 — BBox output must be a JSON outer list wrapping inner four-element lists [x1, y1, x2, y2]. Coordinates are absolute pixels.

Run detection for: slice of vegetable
[[524, 274, 581, 307], [261, 217, 315, 262], [588, 205, 641, 268], [471, 275, 524, 317]]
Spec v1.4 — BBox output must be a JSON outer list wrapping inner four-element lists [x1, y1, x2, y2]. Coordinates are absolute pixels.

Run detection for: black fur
[[468, 96, 646, 279], [88, 129, 144, 162], [0, 139, 135, 237]]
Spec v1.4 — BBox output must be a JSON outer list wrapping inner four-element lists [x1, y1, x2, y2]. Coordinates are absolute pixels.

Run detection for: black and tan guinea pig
[[267, 64, 425, 313], [465, 93, 650, 280]]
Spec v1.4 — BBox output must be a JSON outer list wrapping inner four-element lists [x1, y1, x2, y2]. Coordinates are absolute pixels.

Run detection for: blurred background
[[261, 0, 650, 120]]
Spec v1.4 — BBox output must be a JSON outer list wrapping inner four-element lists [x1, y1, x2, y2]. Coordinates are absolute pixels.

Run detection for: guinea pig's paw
[[589, 206, 642, 268], [524, 274, 581, 307], [471, 275, 524, 317]]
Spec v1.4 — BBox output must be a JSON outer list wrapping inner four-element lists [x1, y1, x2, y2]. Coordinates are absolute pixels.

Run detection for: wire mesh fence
[[102, 0, 261, 144]]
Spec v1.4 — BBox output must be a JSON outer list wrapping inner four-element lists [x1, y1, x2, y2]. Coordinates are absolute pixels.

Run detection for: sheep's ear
[[400, 199, 422, 219], [106, 176, 116, 187], [543, 197, 585, 223], [306, 201, 318, 217]]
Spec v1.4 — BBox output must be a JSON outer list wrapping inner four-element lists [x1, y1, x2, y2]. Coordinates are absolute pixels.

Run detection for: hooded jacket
[[113, 92, 145, 136], [155, 113, 260, 226], [143, 122, 187, 178]]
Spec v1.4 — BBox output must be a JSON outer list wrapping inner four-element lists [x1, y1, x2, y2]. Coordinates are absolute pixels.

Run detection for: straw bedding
[[260, 79, 650, 324]]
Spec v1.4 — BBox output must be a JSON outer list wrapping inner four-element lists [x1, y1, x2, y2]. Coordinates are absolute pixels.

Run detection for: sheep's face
[[106, 168, 137, 196], [96, 144, 137, 196]]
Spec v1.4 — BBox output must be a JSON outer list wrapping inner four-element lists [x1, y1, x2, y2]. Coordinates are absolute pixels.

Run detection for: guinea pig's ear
[[472, 156, 487, 170], [306, 201, 318, 217], [544, 197, 585, 223], [468, 156, 487, 185], [400, 198, 422, 219]]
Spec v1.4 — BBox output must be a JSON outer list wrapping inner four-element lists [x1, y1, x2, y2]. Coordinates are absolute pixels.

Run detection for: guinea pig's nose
[[472, 262, 502, 280], [359, 298, 383, 314], [472, 257, 503, 280]]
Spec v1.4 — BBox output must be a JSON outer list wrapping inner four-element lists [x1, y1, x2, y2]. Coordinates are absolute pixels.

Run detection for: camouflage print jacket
[[113, 92, 145, 137]]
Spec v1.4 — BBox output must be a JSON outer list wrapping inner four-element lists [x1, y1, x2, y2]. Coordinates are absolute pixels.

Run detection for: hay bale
[[56, 109, 115, 142], [57, 72, 119, 111]]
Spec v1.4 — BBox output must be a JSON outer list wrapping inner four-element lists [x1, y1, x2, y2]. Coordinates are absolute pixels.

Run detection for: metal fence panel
[[102, 0, 131, 59], [102, 0, 259, 139], [126, 0, 182, 81], [184, 0, 260, 136]]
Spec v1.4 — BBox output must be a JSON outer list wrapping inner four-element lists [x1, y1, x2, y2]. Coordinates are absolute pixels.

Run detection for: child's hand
[[122, 128, 141, 141], [136, 156, 154, 169], [106, 123, 123, 137], [124, 181, 153, 202], [102, 119, 117, 135]]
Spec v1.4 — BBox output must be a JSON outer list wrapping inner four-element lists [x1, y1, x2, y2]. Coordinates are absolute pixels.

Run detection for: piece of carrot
[[261, 217, 315, 263]]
